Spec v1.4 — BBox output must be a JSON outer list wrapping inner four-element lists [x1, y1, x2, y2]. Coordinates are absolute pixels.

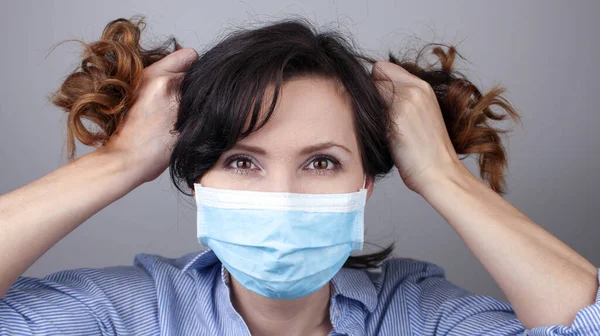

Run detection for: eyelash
[[223, 154, 257, 176], [223, 154, 342, 176]]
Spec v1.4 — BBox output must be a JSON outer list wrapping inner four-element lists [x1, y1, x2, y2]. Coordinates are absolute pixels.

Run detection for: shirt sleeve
[[0, 264, 159, 336], [384, 258, 600, 335]]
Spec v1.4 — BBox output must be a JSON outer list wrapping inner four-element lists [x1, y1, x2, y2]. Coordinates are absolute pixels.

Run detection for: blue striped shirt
[[1, 249, 599, 335]]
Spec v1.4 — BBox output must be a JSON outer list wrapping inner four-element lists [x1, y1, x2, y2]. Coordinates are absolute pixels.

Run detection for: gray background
[[1, 0, 598, 301]]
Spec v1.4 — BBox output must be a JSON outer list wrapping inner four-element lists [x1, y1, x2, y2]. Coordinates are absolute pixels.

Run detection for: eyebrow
[[299, 141, 352, 155], [231, 141, 352, 156]]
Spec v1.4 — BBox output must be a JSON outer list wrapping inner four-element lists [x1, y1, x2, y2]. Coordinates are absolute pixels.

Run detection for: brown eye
[[305, 156, 340, 175], [312, 158, 329, 170], [236, 158, 253, 169]]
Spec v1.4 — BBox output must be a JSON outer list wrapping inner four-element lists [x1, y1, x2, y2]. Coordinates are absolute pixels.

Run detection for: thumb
[[156, 48, 199, 73]]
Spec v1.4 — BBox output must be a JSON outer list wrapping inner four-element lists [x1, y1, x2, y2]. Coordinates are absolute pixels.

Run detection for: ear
[[365, 175, 375, 201]]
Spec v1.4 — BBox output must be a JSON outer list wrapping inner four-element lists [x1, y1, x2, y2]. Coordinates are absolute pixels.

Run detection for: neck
[[228, 272, 333, 336]]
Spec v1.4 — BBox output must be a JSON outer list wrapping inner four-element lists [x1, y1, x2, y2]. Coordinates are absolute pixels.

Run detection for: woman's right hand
[[0, 47, 196, 295], [100, 48, 199, 185]]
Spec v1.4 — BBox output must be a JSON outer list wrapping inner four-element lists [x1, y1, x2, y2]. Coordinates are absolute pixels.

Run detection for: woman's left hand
[[371, 61, 464, 193], [371, 62, 599, 329]]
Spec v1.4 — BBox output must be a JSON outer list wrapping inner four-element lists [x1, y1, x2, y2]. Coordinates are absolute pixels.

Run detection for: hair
[[50, 15, 521, 269]]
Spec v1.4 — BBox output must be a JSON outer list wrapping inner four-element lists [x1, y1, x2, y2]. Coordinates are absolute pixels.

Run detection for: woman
[[0, 16, 598, 336]]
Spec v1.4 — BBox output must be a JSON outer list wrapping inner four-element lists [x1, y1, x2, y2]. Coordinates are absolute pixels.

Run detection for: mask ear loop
[[362, 174, 367, 189]]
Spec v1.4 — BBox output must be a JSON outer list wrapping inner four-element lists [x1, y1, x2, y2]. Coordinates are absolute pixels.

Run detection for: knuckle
[[414, 79, 434, 95], [153, 76, 171, 89], [421, 82, 435, 95], [402, 74, 430, 92], [405, 85, 424, 99], [144, 75, 171, 96]]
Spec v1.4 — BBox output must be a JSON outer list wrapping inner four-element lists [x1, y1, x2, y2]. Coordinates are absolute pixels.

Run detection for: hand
[[372, 61, 464, 194], [100, 48, 199, 184]]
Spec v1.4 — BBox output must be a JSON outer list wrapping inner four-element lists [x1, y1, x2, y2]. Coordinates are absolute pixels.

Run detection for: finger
[[156, 48, 199, 73], [374, 80, 429, 106], [373, 80, 414, 98], [371, 61, 418, 85], [166, 72, 185, 97], [373, 80, 395, 102]]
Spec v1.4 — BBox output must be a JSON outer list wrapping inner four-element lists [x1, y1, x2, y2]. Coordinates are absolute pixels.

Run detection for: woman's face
[[200, 76, 373, 196]]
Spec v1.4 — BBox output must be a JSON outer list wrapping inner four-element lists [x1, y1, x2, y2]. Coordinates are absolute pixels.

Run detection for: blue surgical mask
[[193, 178, 367, 299]]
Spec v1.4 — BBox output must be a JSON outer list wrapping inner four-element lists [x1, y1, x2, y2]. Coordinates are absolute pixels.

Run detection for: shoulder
[[133, 250, 206, 273], [11, 250, 217, 298], [367, 257, 519, 334], [374, 256, 447, 286], [366, 256, 451, 299], [2, 251, 217, 335], [133, 249, 222, 285], [371, 256, 503, 304], [368, 256, 475, 308]]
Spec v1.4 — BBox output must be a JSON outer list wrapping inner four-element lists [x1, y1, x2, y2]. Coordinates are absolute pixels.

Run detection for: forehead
[[238, 76, 358, 152]]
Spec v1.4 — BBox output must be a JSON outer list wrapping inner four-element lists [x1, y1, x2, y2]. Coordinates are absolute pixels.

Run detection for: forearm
[[0, 148, 141, 298], [418, 163, 598, 328]]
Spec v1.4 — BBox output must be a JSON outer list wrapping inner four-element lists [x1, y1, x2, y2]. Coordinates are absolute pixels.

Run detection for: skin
[[0, 48, 199, 299], [0, 47, 597, 334], [371, 61, 598, 328]]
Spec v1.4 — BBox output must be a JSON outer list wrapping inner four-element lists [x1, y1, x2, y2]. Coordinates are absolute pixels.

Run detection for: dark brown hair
[[50, 15, 520, 269]]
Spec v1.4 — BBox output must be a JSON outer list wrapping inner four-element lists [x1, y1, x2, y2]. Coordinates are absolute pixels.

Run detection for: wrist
[[413, 160, 476, 197], [90, 146, 146, 190]]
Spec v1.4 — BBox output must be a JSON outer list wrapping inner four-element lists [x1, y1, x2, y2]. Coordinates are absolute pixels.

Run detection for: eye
[[223, 155, 259, 175], [234, 158, 253, 169], [310, 158, 331, 170], [305, 156, 341, 175]]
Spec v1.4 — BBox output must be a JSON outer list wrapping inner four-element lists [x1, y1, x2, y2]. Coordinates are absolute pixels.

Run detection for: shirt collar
[[330, 265, 378, 313], [181, 248, 219, 273], [181, 249, 378, 313]]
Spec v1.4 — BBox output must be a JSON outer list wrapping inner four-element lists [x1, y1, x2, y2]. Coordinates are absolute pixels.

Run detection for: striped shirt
[[1, 249, 599, 335]]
